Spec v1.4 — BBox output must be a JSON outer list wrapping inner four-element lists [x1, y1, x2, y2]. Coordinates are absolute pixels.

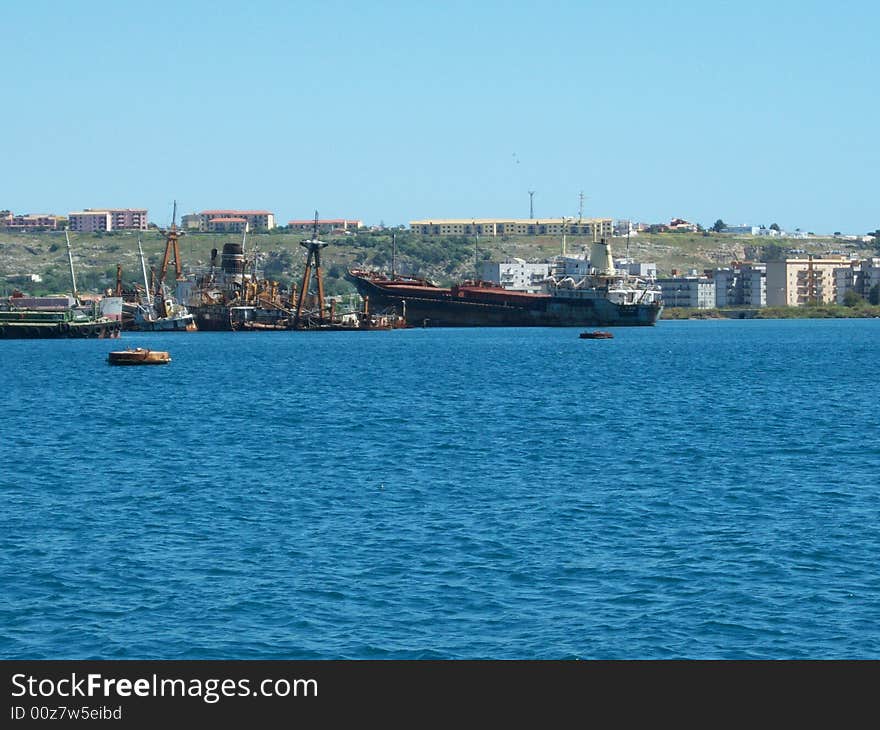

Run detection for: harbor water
[[2, 319, 879, 659]]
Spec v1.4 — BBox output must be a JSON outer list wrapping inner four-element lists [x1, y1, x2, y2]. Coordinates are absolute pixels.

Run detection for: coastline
[[661, 305, 880, 320]]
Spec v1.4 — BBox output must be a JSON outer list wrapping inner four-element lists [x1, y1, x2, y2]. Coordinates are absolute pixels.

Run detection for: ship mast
[[155, 200, 183, 316], [137, 237, 153, 306], [65, 231, 79, 302], [293, 211, 328, 328]]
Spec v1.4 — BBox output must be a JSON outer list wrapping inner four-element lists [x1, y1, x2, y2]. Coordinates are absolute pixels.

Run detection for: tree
[[869, 284, 880, 306], [843, 289, 863, 307], [712, 219, 726, 232], [759, 243, 786, 262], [770, 223, 781, 231]]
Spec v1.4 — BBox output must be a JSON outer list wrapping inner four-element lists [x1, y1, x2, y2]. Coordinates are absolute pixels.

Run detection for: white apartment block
[[834, 258, 880, 303], [616, 261, 657, 279], [713, 264, 766, 307], [656, 277, 716, 308], [480, 259, 552, 292]]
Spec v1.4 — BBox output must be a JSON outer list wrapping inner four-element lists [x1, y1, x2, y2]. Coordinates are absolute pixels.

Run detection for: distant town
[[2, 206, 879, 310]]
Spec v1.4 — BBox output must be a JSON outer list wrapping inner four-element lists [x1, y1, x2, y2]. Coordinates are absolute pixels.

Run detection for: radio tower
[[528, 190, 535, 219]]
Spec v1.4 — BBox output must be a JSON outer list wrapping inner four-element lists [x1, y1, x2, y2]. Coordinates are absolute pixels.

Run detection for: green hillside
[[0, 227, 875, 298]]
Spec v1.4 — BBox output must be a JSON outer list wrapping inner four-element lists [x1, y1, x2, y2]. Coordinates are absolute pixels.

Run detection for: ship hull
[[130, 315, 197, 332], [348, 274, 662, 327], [189, 304, 291, 332], [0, 319, 122, 339]]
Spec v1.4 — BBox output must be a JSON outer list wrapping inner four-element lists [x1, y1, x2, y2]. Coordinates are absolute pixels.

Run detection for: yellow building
[[765, 257, 852, 306], [198, 210, 276, 232], [409, 217, 613, 238]]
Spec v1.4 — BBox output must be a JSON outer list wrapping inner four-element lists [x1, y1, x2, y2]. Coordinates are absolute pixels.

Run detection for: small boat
[[579, 330, 614, 339], [107, 348, 171, 365]]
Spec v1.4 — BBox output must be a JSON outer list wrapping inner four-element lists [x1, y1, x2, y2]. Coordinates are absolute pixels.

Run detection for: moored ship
[[0, 294, 122, 339], [184, 242, 295, 331], [346, 238, 662, 327], [129, 231, 197, 332], [0, 233, 122, 339]]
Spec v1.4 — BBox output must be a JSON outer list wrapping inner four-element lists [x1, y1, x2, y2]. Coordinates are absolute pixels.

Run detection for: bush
[[843, 290, 863, 307]]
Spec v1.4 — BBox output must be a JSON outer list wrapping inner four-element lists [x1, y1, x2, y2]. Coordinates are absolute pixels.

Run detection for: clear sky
[[1, 0, 877, 233]]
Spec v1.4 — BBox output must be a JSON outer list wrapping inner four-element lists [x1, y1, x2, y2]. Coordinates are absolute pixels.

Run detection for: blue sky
[[1, 0, 877, 233]]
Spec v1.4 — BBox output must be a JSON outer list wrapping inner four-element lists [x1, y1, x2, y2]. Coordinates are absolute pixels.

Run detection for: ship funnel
[[221, 243, 244, 278], [590, 239, 615, 276]]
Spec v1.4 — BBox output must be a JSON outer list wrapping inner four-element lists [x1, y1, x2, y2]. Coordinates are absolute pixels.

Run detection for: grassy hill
[[1, 227, 875, 298]]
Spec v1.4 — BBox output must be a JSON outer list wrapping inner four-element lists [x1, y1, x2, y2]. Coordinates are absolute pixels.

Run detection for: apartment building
[[287, 219, 363, 233], [409, 218, 614, 239], [181, 214, 201, 230], [834, 258, 880, 303], [713, 263, 766, 307], [198, 210, 275, 232], [655, 277, 716, 308], [68, 211, 113, 232], [67, 208, 148, 232], [479, 259, 552, 293], [108, 209, 148, 230], [0, 214, 60, 231], [765, 257, 850, 306], [205, 217, 248, 233]]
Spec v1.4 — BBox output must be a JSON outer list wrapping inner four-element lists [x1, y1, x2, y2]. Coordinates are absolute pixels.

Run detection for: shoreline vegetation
[[661, 304, 880, 320]]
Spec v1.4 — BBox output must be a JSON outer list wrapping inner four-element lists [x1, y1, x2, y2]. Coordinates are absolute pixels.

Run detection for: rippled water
[[2, 319, 879, 658]]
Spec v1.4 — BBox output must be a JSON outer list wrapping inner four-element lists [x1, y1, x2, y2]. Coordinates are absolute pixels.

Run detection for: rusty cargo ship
[[346, 239, 662, 328]]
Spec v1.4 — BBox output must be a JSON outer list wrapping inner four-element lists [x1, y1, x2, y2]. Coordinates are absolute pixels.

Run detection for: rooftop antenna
[[529, 191, 535, 219], [65, 230, 79, 302]]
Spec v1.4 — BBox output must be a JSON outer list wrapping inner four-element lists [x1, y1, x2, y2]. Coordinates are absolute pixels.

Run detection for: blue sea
[[1, 319, 879, 659]]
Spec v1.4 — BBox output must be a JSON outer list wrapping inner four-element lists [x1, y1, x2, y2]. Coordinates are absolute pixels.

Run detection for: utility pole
[[529, 191, 535, 219]]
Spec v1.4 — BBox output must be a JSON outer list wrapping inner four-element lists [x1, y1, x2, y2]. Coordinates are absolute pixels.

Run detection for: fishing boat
[[579, 330, 614, 339], [107, 348, 171, 365]]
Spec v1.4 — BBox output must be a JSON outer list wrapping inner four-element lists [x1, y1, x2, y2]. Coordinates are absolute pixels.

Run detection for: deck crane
[[154, 200, 184, 317]]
